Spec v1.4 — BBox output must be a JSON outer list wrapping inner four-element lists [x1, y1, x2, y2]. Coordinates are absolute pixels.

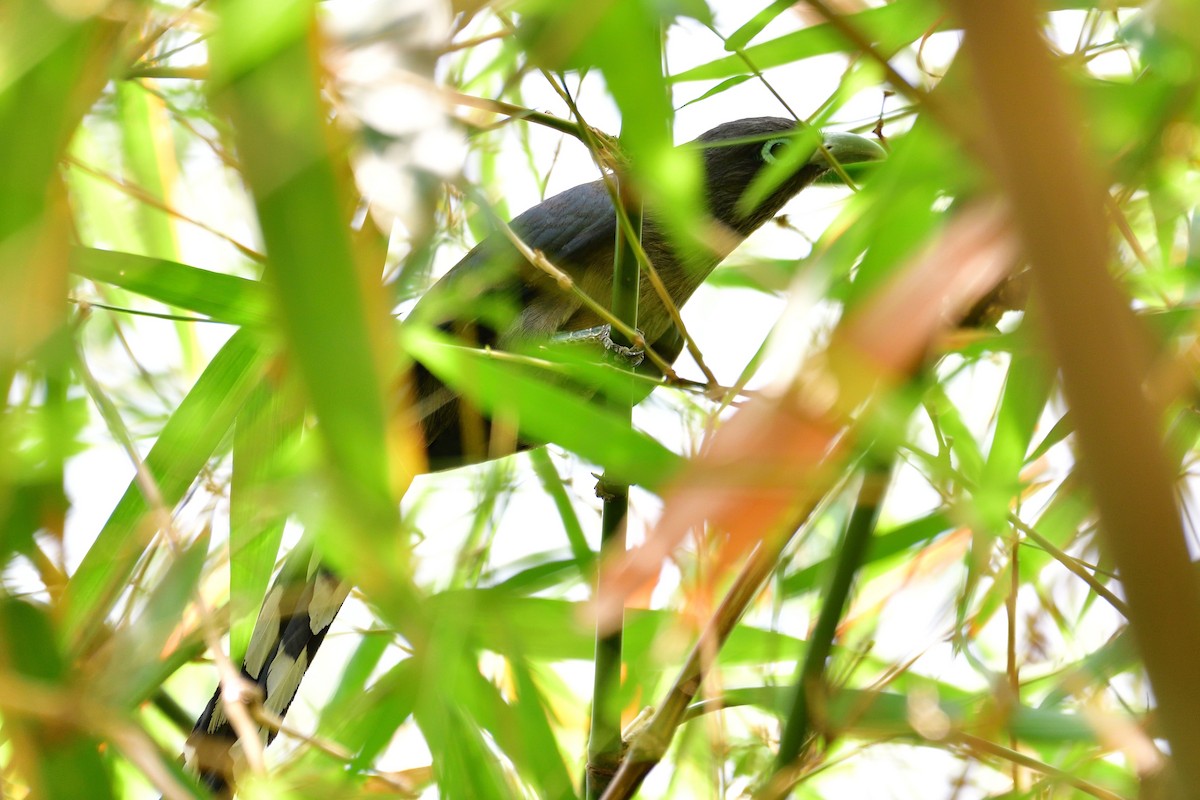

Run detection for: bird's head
[[693, 117, 886, 236]]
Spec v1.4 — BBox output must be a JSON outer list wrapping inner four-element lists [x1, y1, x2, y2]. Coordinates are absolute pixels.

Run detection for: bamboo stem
[[762, 456, 894, 797], [586, 167, 644, 799]]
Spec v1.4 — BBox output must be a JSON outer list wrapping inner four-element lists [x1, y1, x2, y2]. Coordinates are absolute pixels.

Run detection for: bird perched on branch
[[184, 116, 884, 796]]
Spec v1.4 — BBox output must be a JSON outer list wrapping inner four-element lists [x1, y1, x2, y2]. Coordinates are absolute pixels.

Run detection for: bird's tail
[[185, 547, 350, 796]]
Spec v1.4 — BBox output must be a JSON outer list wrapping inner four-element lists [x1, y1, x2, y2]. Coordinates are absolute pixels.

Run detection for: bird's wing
[[516, 179, 617, 271], [410, 179, 617, 337]]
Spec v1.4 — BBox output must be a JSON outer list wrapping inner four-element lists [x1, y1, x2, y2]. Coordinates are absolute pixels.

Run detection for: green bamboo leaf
[[0, 598, 115, 800], [781, 512, 952, 597], [67, 129, 145, 254], [924, 382, 985, 484], [504, 656, 576, 799], [97, 533, 209, 707], [833, 125, 977, 309], [1027, 411, 1073, 463], [0, 2, 122, 374], [413, 646, 517, 798], [673, 0, 1143, 83], [972, 477, 1095, 630], [211, 0, 401, 546], [672, 0, 937, 83], [229, 382, 303, 661], [1, 370, 82, 559], [0, 4, 121, 239], [426, 592, 804, 666], [2, 481, 66, 557], [116, 81, 180, 262], [456, 665, 575, 799], [724, 0, 798, 51], [489, 554, 588, 594], [71, 247, 268, 326], [37, 739, 116, 800], [314, 631, 392, 743], [704, 686, 1099, 745], [529, 448, 592, 570], [1, 598, 67, 681], [975, 329, 1053, 531], [677, 74, 752, 109], [115, 80, 204, 371], [1033, 628, 1137, 708], [451, 461, 515, 589], [344, 659, 420, 771], [404, 325, 681, 490], [63, 328, 269, 648]]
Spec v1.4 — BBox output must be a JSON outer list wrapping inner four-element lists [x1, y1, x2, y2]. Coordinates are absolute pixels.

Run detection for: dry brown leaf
[[591, 205, 1018, 628]]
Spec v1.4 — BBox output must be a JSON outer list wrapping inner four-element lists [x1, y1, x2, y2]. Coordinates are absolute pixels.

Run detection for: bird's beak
[[809, 131, 887, 183]]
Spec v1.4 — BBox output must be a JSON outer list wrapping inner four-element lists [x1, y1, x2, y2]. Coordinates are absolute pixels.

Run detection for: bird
[[183, 116, 885, 796]]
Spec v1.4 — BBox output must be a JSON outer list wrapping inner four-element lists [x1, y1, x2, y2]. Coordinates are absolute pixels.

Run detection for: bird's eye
[[761, 137, 790, 163]]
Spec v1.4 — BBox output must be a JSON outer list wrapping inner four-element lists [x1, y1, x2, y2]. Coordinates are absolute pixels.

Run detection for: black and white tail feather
[[185, 546, 350, 796]]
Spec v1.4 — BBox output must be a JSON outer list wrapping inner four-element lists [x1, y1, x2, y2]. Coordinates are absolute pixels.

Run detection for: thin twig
[[1008, 514, 1131, 618], [65, 157, 264, 263], [956, 733, 1126, 800]]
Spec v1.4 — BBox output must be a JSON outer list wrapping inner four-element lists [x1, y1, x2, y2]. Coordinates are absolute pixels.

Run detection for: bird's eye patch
[[761, 137, 791, 163]]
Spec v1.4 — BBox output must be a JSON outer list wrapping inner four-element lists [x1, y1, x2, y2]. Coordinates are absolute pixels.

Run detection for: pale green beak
[[810, 130, 887, 182]]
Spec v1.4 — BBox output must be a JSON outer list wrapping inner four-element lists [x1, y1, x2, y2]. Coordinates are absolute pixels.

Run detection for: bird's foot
[[556, 324, 645, 367]]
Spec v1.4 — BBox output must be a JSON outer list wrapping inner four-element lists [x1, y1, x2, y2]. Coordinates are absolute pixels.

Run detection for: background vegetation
[[1, 0, 1199, 797]]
